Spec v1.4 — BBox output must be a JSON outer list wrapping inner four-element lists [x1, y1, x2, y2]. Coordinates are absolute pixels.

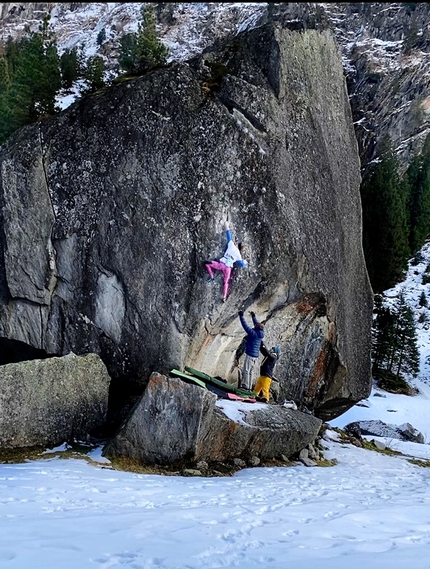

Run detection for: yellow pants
[[253, 375, 271, 401]]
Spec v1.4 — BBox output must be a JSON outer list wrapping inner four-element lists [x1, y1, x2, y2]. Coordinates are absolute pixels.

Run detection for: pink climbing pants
[[205, 260, 232, 299]]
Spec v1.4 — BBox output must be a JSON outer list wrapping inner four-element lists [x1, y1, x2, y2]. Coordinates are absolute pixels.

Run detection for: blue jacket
[[239, 314, 265, 357]]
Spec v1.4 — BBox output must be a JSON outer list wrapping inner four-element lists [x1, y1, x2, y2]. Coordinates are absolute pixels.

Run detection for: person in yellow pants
[[254, 344, 281, 402]]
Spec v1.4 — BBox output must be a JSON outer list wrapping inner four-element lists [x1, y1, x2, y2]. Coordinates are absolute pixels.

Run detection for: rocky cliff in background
[[323, 2, 430, 175], [1, 2, 427, 176], [0, 21, 373, 423], [231, 2, 430, 175]]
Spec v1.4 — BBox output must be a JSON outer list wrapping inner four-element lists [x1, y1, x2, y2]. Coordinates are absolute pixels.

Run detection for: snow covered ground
[[2, 383, 430, 569]]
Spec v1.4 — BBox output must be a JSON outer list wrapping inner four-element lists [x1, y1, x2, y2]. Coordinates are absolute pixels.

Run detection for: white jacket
[[220, 240, 245, 268]]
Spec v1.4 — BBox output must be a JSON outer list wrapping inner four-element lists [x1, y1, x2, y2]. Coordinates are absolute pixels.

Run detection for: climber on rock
[[205, 220, 247, 302]]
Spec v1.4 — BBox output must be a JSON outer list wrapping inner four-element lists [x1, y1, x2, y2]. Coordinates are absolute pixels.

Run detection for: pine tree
[[0, 54, 14, 144], [60, 47, 82, 89], [9, 15, 61, 123], [135, 4, 168, 74], [82, 55, 105, 93], [0, 55, 10, 94], [4, 36, 20, 75], [405, 133, 430, 254], [372, 295, 397, 373], [118, 5, 168, 75], [372, 291, 420, 381], [41, 38, 61, 114], [118, 33, 137, 74], [0, 16, 62, 144], [391, 292, 420, 378], [419, 290, 428, 307], [97, 28, 106, 46], [361, 137, 410, 292]]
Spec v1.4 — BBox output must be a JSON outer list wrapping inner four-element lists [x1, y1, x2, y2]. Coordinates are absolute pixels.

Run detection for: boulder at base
[[104, 373, 322, 466], [0, 352, 111, 448]]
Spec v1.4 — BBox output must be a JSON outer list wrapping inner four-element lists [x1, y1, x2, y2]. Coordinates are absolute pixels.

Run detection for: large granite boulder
[[0, 352, 111, 448], [345, 419, 425, 444], [0, 22, 373, 421], [103, 373, 322, 466]]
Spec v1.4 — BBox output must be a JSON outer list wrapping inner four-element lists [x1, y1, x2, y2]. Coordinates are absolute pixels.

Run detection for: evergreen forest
[[372, 292, 420, 393], [361, 135, 430, 294], [0, 5, 168, 146]]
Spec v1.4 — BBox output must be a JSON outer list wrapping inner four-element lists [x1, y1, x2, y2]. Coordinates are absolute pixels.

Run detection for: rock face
[[104, 373, 322, 465], [242, 2, 430, 173], [0, 22, 373, 421], [0, 352, 111, 448]]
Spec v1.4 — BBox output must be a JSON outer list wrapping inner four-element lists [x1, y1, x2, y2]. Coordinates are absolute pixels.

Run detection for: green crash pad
[[170, 369, 207, 389], [184, 366, 256, 398]]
